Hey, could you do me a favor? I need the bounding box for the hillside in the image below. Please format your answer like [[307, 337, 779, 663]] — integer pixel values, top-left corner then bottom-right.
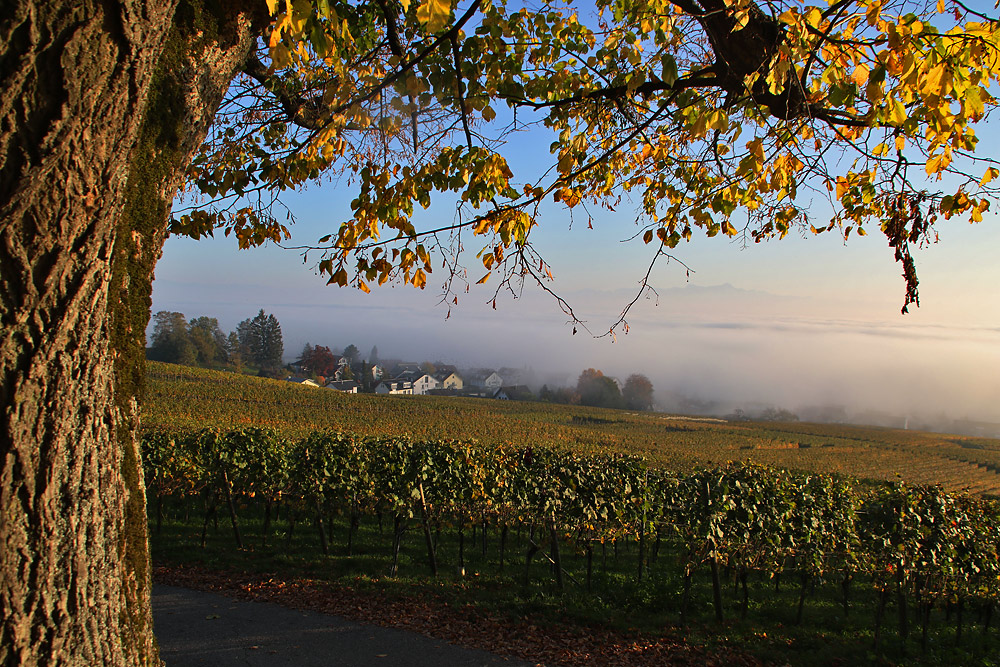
[[144, 361, 1000, 495]]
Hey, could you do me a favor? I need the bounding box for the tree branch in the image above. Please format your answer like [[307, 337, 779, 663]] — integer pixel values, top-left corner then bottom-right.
[[242, 52, 328, 131], [450, 33, 475, 150]]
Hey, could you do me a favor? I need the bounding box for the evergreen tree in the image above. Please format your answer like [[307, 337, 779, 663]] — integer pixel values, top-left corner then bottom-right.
[[299, 342, 314, 366], [237, 309, 284, 370], [342, 343, 360, 365]]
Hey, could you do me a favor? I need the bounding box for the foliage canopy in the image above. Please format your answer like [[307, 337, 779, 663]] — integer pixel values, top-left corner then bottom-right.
[[176, 0, 1000, 327]]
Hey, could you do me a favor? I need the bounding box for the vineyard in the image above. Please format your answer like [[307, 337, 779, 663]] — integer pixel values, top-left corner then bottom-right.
[[145, 362, 1000, 495], [144, 364, 1000, 662], [144, 426, 1000, 663]]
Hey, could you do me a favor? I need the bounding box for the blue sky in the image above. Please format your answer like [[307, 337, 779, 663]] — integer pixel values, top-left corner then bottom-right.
[[153, 168, 1000, 423], [151, 10, 1000, 423]]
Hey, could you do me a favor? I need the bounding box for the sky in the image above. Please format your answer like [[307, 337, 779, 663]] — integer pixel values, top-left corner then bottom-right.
[[152, 175, 1000, 424], [150, 10, 1000, 426]]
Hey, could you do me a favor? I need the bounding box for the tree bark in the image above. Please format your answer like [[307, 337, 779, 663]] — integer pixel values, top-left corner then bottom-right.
[[1, 1, 262, 664]]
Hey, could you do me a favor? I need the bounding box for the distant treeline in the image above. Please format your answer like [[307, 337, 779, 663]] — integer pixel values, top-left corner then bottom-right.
[[146, 309, 283, 376], [539, 368, 655, 411]]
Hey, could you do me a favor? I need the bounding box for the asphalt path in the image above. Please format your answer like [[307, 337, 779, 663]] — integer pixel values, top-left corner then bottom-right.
[[152, 584, 533, 667]]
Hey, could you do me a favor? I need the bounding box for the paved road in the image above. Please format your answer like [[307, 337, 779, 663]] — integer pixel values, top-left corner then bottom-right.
[[152, 585, 532, 667]]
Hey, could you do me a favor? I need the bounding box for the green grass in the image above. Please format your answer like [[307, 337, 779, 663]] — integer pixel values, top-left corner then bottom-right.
[[151, 495, 1000, 666]]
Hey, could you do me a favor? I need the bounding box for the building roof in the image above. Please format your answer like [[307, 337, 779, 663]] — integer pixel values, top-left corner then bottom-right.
[[325, 380, 360, 391], [286, 376, 319, 387], [495, 385, 533, 401]]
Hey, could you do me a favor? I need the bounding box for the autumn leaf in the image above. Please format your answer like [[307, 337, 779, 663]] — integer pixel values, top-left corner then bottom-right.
[[851, 64, 870, 87], [416, 0, 452, 33]]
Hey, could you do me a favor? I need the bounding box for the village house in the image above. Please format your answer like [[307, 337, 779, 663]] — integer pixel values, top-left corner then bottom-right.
[[394, 369, 440, 395], [388, 362, 421, 377], [432, 369, 463, 391], [375, 379, 413, 395], [493, 385, 534, 401], [465, 369, 503, 391], [324, 380, 360, 393]]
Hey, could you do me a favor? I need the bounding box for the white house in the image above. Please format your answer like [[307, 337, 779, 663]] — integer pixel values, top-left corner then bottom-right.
[[375, 379, 413, 395], [394, 370, 440, 395], [410, 373, 441, 395]]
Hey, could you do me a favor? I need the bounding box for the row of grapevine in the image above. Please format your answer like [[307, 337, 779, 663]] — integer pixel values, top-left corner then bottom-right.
[[145, 362, 1000, 495], [143, 427, 1000, 643]]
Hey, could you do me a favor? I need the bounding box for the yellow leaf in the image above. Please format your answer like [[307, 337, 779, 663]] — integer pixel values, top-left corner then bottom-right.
[[417, 0, 452, 33], [708, 110, 730, 132], [895, 135, 906, 151], [358, 280, 371, 294], [925, 154, 942, 175], [979, 167, 999, 186], [476, 272, 491, 284], [265, 0, 281, 15], [400, 0, 411, 12], [936, 0, 945, 12], [888, 99, 906, 126], [766, 58, 789, 95], [805, 7, 822, 28], [851, 64, 870, 87], [921, 64, 947, 96], [836, 177, 849, 199], [733, 9, 749, 31], [965, 86, 985, 118]]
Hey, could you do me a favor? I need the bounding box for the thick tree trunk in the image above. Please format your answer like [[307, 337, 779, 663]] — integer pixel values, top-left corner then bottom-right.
[[0, 1, 262, 664]]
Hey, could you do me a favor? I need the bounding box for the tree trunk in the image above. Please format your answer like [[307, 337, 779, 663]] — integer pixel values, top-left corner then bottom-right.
[[0, 1, 262, 664]]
